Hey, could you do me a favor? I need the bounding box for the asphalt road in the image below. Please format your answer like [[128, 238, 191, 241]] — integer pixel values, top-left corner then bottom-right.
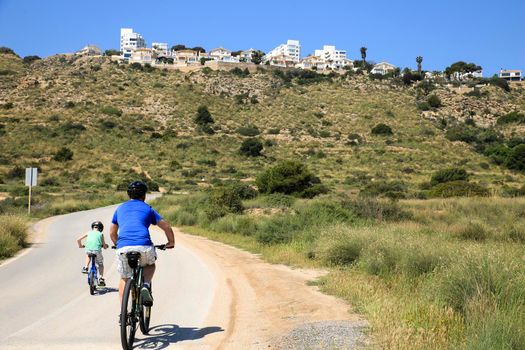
[[0, 204, 219, 349]]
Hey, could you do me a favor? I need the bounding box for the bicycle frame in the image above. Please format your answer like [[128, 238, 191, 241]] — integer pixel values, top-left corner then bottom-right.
[[87, 254, 98, 295]]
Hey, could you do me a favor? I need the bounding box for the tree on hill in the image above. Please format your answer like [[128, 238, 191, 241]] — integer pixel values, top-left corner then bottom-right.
[[171, 44, 186, 51], [23, 55, 41, 64], [104, 49, 121, 56], [416, 56, 423, 75], [251, 50, 265, 65], [192, 46, 206, 53], [360, 47, 367, 63], [444, 61, 482, 77], [0, 47, 18, 57], [194, 106, 214, 125]]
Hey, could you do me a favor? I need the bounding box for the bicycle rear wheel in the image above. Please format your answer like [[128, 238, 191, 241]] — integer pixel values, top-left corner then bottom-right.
[[89, 271, 95, 295], [120, 279, 137, 350]]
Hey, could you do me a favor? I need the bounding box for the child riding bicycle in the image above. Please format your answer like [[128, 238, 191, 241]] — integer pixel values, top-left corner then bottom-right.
[[77, 221, 109, 287]]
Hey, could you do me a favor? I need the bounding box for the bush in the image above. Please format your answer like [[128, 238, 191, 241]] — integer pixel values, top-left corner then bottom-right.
[[206, 187, 244, 221], [417, 101, 430, 111], [371, 123, 393, 136], [497, 111, 525, 125], [224, 182, 257, 200], [256, 160, 318, 196], [129, 62, 143, 71], [361, 181, 407, 199], [0, 215, 28, 259], [100, 119, 116, 129], [299, 184, 329, 198], [194, 106, 214, 126], [22, 55, 41, 64], [237, 126, 260, 136], [7, 166, 25, 179], [0, 47, 17, 56], [430, 168, 469, 186], [445, 125, 478, 143], [267, 128, 280, 135], [53, 147, 73, 162], [347, 133, 363, 145], [428, 180, 489, 198], [101, 106, 122, 117], [505, 144, 525, 171], [240, 138, 263, 157], [427, 94, 442, 108]]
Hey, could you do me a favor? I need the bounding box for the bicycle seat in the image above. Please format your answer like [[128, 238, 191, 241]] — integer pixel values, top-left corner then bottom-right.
[[125, 251, 141, 268], [87, 253, 97, 258]]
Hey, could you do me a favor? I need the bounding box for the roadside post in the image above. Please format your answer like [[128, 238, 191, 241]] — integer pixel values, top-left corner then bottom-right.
[[25, 167, 38, 215]]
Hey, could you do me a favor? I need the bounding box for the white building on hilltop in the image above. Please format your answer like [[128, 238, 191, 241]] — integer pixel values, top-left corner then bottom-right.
[[263, 40, 301, 66], [499, 69, 522, 81], [120, 28, 146, 59], [314, 45, 351, 69], [152, 42, 168, 56], [371, 61, 397, 75]]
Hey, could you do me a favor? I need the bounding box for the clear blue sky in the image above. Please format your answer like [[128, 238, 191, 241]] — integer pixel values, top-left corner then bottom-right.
[[0, 0, 523, 75]]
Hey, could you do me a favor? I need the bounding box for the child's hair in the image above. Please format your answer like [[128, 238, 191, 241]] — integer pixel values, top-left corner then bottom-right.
[[91, 221, 104, 232]]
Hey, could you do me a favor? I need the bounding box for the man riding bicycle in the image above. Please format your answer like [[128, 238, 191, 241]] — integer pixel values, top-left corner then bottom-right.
[[109, 181, 175, 307]]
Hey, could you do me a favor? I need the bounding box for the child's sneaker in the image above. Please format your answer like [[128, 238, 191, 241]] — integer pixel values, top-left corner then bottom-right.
[[81, 267, 88, 274], [140, 287, 153, 307], [98, 277, 106, 287]]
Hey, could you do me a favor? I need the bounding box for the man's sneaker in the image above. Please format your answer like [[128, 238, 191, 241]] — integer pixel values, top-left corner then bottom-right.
[[98, 277, 106, 287], [140, 287, 153, 307], [81, 267, 88, 274]]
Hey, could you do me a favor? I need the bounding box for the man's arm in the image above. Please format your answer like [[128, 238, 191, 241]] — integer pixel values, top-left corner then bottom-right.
[[109, 223, 119, 246], [157, 219, 175, 248], [76, 233, 87, 248]]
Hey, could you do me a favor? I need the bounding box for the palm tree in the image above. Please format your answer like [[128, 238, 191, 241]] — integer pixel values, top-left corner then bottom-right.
[[360, 47, 367, 64], [416, 56, 423, 75]]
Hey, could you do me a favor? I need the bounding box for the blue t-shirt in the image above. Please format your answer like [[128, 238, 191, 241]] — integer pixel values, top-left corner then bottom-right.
[[112, 199, 163, 249]]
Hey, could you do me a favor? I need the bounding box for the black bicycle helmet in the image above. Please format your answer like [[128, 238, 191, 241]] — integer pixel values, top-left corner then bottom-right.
[[91, 221, 104, 232], [127, 180, 148, 199]]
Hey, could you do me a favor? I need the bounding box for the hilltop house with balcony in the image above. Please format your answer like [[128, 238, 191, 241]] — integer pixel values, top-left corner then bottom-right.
[[173, 49, 201, 64], [239, 48, 257, 62], [296, 55, 326, 70], [130, 48, 154, 64], [208, 47, 239, 63], [371, 61, 397, 75], [152, 42, 168, 56], [76, 45, 101, 56], [499, 69, 522, 81], [263, 40, 301, 66]]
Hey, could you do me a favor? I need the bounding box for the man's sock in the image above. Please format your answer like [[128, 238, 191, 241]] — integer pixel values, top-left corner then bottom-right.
[[143, 282, 151, 289]]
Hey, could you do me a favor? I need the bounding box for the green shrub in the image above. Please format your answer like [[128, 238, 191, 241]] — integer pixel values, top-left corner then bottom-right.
[[100, 119, 116, 129], [206, 187, 244, 221], [319, 236, 366, 266], [345, 197, 411, 221], [319, 130, 331, 138], [445, 125, 478, 143], [0, 215, 28, 258], [237, 126, 260, 136], [427, 94, 442, 108], [53, 147, 73, 162], [129, 62, 143, 70], [224, 182, 257, 200], [254, 193, 295, 208], [101, 106, 122, 117], [256, 160, 317, 195], [0, 47, 18, 56], [194, 106, 214, 125], [347, 133, 363, 145], [239, 138, 263, 157], [267, 128, 280, 135], [497, 111, 525, 125], [455, 222, 488, 241], [299, 184, 329, 198], [361, 181, 407, 199], [505, 144, 525, 171], [428, 180, 489, 198], [371, 123, 393, 136], [7, 166, 24, 179], [210, 214, 257, 236], [430, 168, 469, 186]]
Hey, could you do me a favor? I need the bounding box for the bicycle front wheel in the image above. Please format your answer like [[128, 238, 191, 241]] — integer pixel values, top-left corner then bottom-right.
[[139, 304, 151, 335], [120, 279, 137, 350]]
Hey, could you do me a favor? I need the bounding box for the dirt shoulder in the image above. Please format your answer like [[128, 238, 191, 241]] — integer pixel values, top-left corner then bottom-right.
[[174, 228, 366, 349]]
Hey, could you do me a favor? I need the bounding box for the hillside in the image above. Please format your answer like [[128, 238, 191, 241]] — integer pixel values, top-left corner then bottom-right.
[[1, 52, 525, 212]]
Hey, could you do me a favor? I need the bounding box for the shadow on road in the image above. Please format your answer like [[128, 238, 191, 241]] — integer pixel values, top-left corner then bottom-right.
[[133, 324, 224, 349], [95, 287, 118, 296]]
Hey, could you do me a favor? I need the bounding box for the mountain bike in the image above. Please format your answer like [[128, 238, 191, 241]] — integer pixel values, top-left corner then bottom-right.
[[87, 253, 98, 295], [118, 244, 166, 350]]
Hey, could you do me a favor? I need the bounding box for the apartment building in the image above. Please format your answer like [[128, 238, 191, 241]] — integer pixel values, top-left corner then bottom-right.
[[240, 48, 257, 62], [263, 40, 301, 66], [314, 45, 351, 69], [120, 28, 146, 59], [499, 69, 522, 81]]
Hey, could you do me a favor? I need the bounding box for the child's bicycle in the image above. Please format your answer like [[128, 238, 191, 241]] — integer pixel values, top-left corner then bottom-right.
[[116, 244, 166, 350], [86, 253, 99, 295]]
